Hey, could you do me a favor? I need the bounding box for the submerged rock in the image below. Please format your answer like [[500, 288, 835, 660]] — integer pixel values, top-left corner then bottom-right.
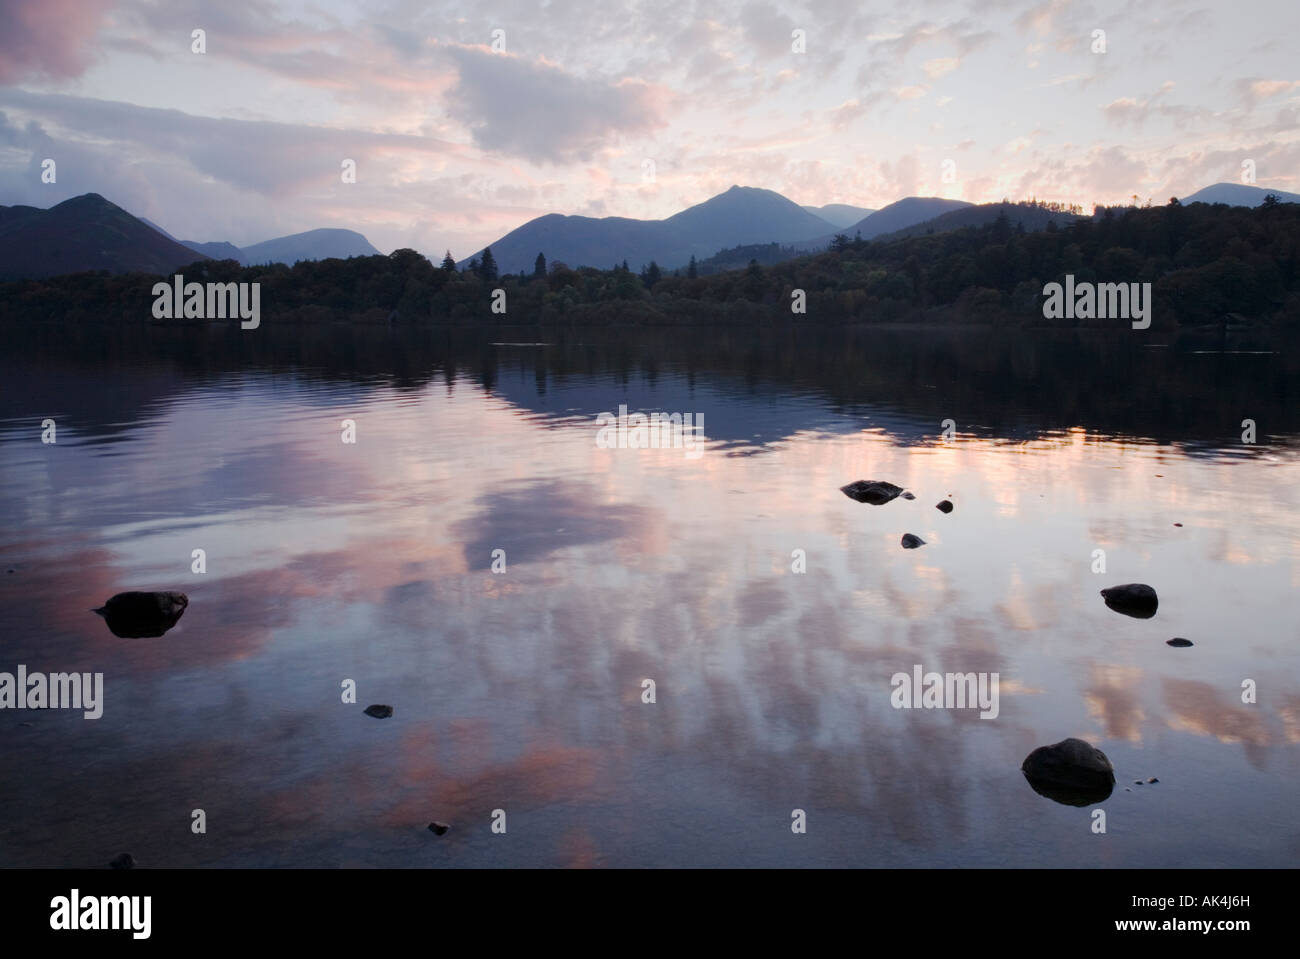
[[428, 821, 450, 836], [901, 492, 916, 500], [1167, 638, 1193, 648], [109, 853, 135, 870], [92, 591, 188, 638], [900, 533, 925, 549], [1022, 737, 1116, 806], [936, 500, 954, 513], [840, 480, 906, 505], [364, 704, 393, 719], [1100, 583, 1158, 619]]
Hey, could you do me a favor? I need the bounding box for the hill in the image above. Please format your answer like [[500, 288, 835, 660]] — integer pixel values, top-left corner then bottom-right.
[[0, 194, 206, 281], [1180, 182, 1300, 207], [871, 201, 1085, 242]]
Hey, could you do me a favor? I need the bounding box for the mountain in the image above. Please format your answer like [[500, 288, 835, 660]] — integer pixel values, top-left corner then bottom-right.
[[840, 197, 975, 241], [240, 228, 380, 265], [871, 201, 1084, 242], [1180, 182, 1300, 207], [462, 186, 839, 274], [801, 203, 874, 227], [0, 194, 207, 281], [181, 240, 246, 262]]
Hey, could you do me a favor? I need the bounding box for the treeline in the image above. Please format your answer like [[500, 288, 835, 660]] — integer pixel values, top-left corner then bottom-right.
[[2, 199, 1297, 328]]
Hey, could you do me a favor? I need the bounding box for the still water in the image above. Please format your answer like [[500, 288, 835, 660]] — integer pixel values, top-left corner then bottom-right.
[[1, 324, 1297, 867]]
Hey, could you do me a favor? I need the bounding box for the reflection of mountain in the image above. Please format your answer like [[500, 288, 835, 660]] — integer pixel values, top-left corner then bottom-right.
[[3, 325, 1299, 458]]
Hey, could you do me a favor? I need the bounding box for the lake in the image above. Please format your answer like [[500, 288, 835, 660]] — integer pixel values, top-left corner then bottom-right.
[[1, 322, 1297, 867]]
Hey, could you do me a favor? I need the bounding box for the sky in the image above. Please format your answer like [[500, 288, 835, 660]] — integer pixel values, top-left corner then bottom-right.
[[0, 0, 1297, 258]]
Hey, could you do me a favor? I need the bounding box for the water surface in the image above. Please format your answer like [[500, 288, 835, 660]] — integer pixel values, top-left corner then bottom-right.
[[1, 325, 1297, 867]]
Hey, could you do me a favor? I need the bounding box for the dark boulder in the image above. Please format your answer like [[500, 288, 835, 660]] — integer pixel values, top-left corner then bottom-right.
[[364, 704, 393, 718], [1022, 737, 1115, 806], [936, 500, 954, 513], [840, 480, 905, 505], [428, 822, 450, 836], [900, 533, 925, 549], [1100, 583, 1158, 619], [92, 591, 188, 638], [1167, 638, 1193, 648]]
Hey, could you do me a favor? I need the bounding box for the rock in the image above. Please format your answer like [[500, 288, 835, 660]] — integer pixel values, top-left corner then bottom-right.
[[1134, 780, 1144, 785], [1021, 737, 1116, 806], [428, 822, 450, 836], [363, 704, 393, 719], [1173, 523, 1183, 527], [109, 853, 135, 870], [901, 492, 916, 500], [1147, 777, 1159, 783], [900, 533, 925, 549], [1167, 638, 1193, 647], [1100, 583, 1158, 619], [936, 500, 954, 513], [840, 480, 905, 505], [92, 591, 188, 638]]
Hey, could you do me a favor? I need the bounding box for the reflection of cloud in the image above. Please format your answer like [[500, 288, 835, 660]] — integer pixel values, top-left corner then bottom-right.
[[1084, 665, 1145, 743], [1163, 678, 1271, 769], [450, 479, 660, 571]]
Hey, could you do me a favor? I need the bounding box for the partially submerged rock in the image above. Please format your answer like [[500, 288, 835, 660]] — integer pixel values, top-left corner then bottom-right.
[[900, 492, 916, 500], [428, 821, 450, 836], [840, 480, 906, 505], [936, 500, 954, 513], [1022, 737, 1115, 806], [92, 591, 188, 638], [1167, 638, 1193, 648], [364, 704, 393, 719], [1100, 583, 1158, 619], [900, 533, 926, 549]]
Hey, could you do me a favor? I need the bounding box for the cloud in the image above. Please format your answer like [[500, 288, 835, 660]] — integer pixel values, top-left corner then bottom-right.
[[0, 0, 113, 82], [443, 46, 667, 164]]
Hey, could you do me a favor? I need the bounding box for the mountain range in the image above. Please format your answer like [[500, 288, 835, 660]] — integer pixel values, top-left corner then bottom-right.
[[0, 182, 1293, 283], [142, 217, 379, 266]]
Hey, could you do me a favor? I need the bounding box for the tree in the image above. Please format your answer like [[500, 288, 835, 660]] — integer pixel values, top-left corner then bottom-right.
[[642, 261, 662, 288], [534, 252, 547, 278], [1262, 193, 1282, 208], [441, 250, 456, 272], [687, 255, 698, 279], [831, 233, 850, 252], [479, 246, 499, 283]]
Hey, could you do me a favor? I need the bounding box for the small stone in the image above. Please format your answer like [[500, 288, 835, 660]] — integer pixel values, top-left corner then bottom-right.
[[1173, 523, 1182, 527], [900, 533, 925, 549], [900, 492, 915, 500], [109, 853, 135, 870], [428, 822, 450, 836], [1134, 780, 1143, 785], [1147, 777, 1159, 784], [1167, 638, 1193, 647], [936, 500, 954, 513], [363, 704, 393, 719]]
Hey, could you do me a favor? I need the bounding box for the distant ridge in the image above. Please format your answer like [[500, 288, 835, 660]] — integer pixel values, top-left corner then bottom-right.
[[462, 185, 840, 273]]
